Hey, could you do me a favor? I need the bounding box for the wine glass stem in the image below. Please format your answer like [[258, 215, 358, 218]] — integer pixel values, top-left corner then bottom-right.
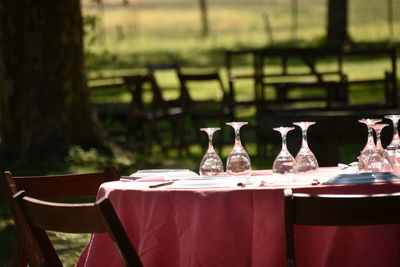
[[302, 129, 309, 149], [367, 126, 375, 147], [207, 133, 215, 152], [282, 132, 288, 151], [393, 120, 399, 140], [376, 130, 382, 149], [235, 129, 242, 146]]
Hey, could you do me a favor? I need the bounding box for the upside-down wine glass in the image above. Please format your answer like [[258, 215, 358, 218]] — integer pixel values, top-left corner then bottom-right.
[[226, 122, 252, 178], [366, 124, 392, 173], [272, 127, 297, 174], [384, 115, 400, 173], [199, 128, 224, 177], [293, 121, 319, 182], [358, 118, 381, 172], [270, 127, 296, 183]]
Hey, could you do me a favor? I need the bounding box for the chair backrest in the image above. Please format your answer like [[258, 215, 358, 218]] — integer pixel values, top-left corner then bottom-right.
[[147, 63, 180, 103], [0, 167, 119, 267], [177, 71, 232, 113], [13, 191, 143, 267], [1, 167, 119, 201], [283, 188, 400, 267], [123, 74, 172, 115], [147, 63, 181, 107]]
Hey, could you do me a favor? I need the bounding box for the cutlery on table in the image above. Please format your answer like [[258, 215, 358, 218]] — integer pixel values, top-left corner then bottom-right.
[[149, 181, 175, 188]]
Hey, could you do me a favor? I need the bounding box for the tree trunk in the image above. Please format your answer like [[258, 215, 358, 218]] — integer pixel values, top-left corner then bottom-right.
[[199, 0, 209, 38], [0, 0, 105, 160], [327, 0, 350, 46]]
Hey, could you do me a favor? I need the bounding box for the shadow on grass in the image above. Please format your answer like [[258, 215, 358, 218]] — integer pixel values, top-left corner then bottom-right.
[[0, 219, 16, 267]]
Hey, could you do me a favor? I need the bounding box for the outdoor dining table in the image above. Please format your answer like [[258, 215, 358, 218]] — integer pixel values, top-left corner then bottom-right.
[[76, 167, 400, 267]]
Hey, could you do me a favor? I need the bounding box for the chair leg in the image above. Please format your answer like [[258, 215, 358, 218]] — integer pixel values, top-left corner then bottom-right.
[[14, 238, 28, 267], [171, 115, 188, 157], [125, 118, 148, 154], [192, 116, 207, 148], [216, 118, 225, 154], [146, 126, 156, 155], [149, 119, 169, 156], [183, 116, 193, 156]]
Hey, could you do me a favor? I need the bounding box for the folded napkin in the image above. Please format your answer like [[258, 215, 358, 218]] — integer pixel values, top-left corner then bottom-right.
[[128, 169, 199, 181], [133, 175, 168, 182]]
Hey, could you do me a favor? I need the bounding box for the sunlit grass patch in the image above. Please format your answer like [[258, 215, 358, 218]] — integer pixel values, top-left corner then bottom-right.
[[49, 232, 91, 267]]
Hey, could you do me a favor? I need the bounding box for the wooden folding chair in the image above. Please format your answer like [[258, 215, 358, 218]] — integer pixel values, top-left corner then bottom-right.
[[0, 167, 119, 267], [123, 74, 184, 155], [12, 191, 143, 267], [283, 188, 400, 267], [177, 71, 235, 150]]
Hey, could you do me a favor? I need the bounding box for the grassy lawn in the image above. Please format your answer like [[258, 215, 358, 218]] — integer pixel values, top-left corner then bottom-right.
[[83, 0, 399, 73]]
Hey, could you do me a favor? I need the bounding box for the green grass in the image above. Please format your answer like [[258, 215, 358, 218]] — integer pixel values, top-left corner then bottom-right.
[[82, 0, 400, 72], [90, 54, 399, 108]]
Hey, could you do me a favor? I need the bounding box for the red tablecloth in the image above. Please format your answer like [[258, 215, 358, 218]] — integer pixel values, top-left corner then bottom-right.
[[76, 168, 400, 267]]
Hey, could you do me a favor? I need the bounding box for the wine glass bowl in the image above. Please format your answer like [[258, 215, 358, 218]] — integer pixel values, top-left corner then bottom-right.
[[226, 122, 251, 177], [384, 115, 400, 172], [366, 123, 393, 173], [292, 121, 318, 173], [272, 127, 297, 174], [199, 127, 224, 176]]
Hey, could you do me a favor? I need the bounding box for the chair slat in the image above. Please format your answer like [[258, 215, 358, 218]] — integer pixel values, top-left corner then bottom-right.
[[20, 196, 105, 233], [6, 167, 119, 199]]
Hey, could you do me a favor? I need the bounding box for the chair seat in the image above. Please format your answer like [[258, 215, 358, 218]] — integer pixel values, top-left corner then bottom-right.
[[133, 106, 183, 120]]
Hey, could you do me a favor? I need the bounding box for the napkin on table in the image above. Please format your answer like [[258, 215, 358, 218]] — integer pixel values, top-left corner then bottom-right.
[[135, 176, 169, 182], [120, 175, 169, 182]]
